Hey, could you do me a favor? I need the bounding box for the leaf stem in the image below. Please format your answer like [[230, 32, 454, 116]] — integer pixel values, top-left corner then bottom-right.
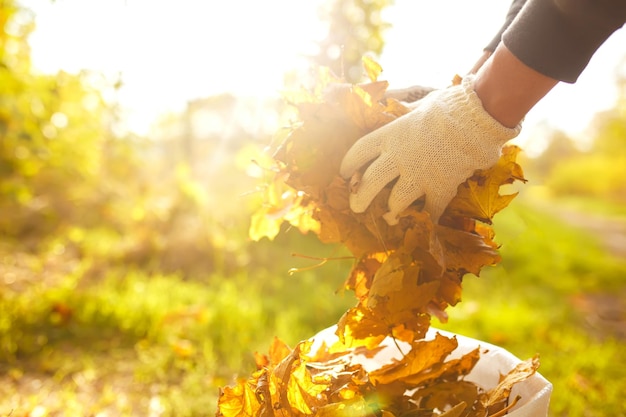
[[288, 253, 355, 275]]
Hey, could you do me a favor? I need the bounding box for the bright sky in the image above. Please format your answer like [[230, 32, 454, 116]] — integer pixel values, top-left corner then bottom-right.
[[22, 0, 626, 154]]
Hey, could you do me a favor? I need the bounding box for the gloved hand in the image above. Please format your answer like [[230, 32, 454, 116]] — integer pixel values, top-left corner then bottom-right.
[[340, 75, 522, 225]]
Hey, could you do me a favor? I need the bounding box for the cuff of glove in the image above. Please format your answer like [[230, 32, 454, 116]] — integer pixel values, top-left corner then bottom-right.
[[441, 74, 522, 147]]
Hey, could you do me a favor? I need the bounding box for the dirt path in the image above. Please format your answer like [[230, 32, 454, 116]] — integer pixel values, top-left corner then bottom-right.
[[545, 206, 626, 259], [533, 201, 626, 259], [533, 202, 626, 340]]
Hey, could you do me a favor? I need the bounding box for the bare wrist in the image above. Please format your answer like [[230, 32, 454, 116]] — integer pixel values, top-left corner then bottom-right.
[[473, 43, 558, 128]]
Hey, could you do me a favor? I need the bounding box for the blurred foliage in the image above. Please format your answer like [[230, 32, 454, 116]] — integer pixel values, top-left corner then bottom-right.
[[314, 0, 394, 82], [0, 0, 268, 277], [1, 0, 353, 414], [0, 2, 120, 241], [526, 68, 626, 204]]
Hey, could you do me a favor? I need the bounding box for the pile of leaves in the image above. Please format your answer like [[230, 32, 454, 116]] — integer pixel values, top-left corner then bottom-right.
[[217, 59, 538, 417]]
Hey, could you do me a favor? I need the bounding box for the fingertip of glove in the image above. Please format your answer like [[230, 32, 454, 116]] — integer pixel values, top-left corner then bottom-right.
[[339, 152, 356, 179], [339, 164, 352, 180], [382, 211, 399, 226], [348, 193, 370, 214]]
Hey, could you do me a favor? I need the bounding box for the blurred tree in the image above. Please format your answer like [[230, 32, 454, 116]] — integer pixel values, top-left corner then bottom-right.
[[315, 0, 394, 83], [0, 0, 416, 276], [527, 129, 581, 179], [586, 56, 626, 160], [0, 0, 124, 243], [542, 59, 626, 203], [153, 94, 282, 172]]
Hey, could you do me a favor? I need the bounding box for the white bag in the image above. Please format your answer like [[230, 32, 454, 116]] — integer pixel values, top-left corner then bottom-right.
[[311, 326, 552, 417]]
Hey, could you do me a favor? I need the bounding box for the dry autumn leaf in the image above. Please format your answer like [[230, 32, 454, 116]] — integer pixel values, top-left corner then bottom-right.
[[363, 55, 383, 82], [219, 58, 538, 417]]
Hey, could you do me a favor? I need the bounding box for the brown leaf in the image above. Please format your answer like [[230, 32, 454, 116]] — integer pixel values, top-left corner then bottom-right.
[[369, 333, 458, 385], [336, 305, 390, 349], [359, 80, 389, 103], [344, 254, 386, 300], [400, 347, 481, 386], [382, 97, 412, 118], [438, 272, 464, 307], [343, 85, 396, 132], [268, 337, 292, 367], [367, 254, 408, 306], [482, 355, 540, 412], [439, 401, 469, 417], [436, 226, 501, 275], [416, 381, 478, 413]]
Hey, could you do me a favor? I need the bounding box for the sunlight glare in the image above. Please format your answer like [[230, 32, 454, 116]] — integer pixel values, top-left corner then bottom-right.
[[21, 0, 626, 143], [23, 0, 326, 134]]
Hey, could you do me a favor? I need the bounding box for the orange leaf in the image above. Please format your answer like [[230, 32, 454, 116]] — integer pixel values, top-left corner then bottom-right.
[[437, 226, 501, 275], [268, 337, 292, 367]]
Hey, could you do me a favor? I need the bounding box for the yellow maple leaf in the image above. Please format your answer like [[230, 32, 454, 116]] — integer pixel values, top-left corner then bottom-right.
[[445, 145, 526, 223], [362, 55, 383, 82], [287, 361, 330, 414], [217, 379, 260, 417]]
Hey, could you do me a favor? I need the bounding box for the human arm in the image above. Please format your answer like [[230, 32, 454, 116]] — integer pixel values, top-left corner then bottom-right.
[[474, 43, 557, 128], [475, 0, 626, 127], [341, 0, 626, 224], [502, 0, 626, 83]]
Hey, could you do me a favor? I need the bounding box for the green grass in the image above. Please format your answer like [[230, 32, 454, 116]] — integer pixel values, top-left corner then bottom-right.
[[1, 199, 625, 416], [526, 185, 626, 218], [0, 231, 355, 416], [442, 200, 626, 417]]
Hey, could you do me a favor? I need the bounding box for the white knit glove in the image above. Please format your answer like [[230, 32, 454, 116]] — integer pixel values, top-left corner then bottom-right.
[[340, 75, 522, 225]]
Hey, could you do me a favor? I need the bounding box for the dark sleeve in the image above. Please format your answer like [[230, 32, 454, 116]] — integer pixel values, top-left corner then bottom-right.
[[502, 0, 626, 83], [485, 0, 528, 53]]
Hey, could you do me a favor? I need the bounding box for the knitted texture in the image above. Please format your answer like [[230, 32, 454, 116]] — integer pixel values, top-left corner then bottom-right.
[[340, 75, 522, 224]]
